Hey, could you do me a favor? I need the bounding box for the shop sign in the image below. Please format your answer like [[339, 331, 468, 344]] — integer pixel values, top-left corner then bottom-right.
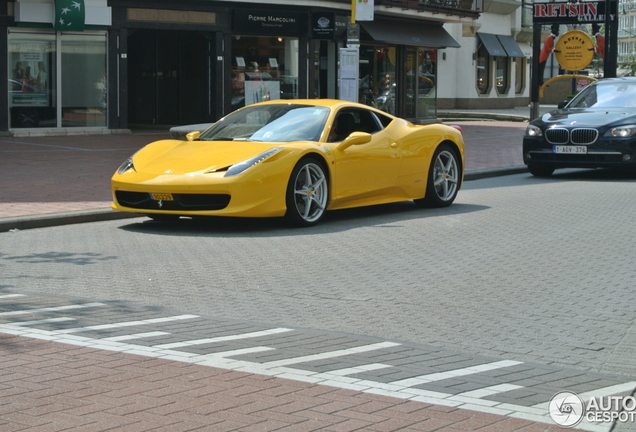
[[234, 10, 306, 35], [312, 13, 335, 39], [554, 30, 595, 71], [533, 1, 616, 24], [54, 0, 85, 31]]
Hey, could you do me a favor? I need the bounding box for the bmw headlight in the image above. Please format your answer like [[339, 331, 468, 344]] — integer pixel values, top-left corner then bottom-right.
[[117, 156, 135, 174], [525, 124, 543, 137], [604, 125, 636, 138], [224, 147, 283, 177]]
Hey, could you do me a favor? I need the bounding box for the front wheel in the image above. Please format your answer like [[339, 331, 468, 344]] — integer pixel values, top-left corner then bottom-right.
[[285, 158, 329, 227], [527, 164, 555, 177], [414, 144, 461, 208]]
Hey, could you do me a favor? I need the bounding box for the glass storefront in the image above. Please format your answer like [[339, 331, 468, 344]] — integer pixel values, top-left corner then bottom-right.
[[8, 29, 107, 129], [359, 46, 396, 115], [231, 36, 299, 110], [357, 45, 436, 121]]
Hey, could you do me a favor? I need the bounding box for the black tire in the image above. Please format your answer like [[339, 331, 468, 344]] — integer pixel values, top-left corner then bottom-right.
[[414, 144, 461, 208], [528, 164, 555, 177], [147, 214, 180, 222], [284, 158, 329, 227]]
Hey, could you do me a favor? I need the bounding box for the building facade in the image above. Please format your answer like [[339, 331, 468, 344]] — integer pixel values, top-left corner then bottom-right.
[[3, 0, 490, 136], [438, 0, 532, 109]]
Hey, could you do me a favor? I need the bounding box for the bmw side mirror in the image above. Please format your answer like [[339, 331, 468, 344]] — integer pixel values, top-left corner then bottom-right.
[[557, 100, 569, 109]]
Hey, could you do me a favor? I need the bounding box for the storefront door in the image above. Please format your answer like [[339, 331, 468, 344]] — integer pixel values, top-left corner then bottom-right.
[[404, 47, 437, 121], [127, 30, 211, 127]]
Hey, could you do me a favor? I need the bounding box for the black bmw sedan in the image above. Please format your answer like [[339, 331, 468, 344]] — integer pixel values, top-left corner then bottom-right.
[[523, 77, 636, 176]]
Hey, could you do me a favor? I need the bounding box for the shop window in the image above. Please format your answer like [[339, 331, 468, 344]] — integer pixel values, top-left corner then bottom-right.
[[495, 56, 510, 95], [359, 46, 397, 115], [61, 33, 107, 127], [515, 57, 525, 94], [8, 29, 107, 129], [231, 36, 299, 110], [8, 32, 56, 128], [476, 44, 490, 94]]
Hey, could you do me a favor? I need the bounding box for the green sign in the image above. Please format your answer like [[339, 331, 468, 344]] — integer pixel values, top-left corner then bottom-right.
[[54, 0, 85, 31]]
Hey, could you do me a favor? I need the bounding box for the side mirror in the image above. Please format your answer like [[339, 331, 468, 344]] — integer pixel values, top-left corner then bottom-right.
[[336, 132, 372, 151], [186, 131, 201, 141], [557, 100, 569, 109]]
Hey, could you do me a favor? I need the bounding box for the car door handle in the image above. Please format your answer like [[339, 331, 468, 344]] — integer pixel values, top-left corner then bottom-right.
[[390, 142, 398, 148]]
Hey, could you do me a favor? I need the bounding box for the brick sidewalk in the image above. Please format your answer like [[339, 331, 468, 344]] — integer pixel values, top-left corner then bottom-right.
[[1, 333, 569, 432]]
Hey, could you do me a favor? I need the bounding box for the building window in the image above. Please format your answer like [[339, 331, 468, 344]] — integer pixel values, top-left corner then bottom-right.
[[8, 29, 107, 129], [231, 36, 299, 110], [515, 57, 525, 94], [495, 56, 510, 95], [476, 43, 490, 94]]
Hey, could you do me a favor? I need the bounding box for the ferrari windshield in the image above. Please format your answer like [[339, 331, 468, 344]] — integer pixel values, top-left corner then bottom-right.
[[568, 81, 636, 109], [200, 104, 330, 142]]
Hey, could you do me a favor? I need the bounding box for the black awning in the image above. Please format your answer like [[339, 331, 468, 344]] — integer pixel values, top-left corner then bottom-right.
[[361, 20, 460, 48], [476, 32, 506, 57], [496, 35, 525, 58]]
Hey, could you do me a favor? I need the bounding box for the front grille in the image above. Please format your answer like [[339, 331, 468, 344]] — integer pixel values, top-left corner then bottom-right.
[[545, 128, 569, 144], [116, 191, 231, 211], [545, 127, 599, 145], [571, 128, 598, 145]]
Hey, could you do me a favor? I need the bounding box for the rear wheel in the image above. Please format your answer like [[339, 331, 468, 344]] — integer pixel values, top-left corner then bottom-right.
[[528, 164, 555, 177], [285, 158, 328, 227], [414, 144, 461, 208]]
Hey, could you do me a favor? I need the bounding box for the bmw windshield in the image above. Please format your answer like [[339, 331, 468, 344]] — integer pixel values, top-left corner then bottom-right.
[[568, 81, 636, 109]]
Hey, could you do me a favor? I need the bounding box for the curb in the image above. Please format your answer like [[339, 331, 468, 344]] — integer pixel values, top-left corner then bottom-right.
[[0, 167, 529, 232], [0, 209, 140, 233], [438, 112, 529, 123]]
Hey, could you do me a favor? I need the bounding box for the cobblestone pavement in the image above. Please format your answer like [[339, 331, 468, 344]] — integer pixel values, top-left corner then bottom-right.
[[0, 292, 603, 431], [2, 113, 634, 431]]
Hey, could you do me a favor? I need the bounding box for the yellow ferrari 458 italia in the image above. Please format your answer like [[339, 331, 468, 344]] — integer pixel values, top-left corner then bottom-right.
[[111, 99, 464, 226]]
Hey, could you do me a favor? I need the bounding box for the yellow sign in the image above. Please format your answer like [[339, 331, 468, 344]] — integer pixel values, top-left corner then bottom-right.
[[554, 30, 595, 72]]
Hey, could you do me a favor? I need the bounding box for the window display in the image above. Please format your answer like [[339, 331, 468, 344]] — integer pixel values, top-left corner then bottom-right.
[[231, 36, 298, 110]]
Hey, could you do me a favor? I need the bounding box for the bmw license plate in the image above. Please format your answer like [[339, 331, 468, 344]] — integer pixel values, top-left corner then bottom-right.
[[152, 193, 174, 201], [553, 145, 587, 154]]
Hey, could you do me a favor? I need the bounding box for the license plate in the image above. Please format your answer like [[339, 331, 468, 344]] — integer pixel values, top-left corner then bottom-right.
[[553, 145, 587, 154], [151, 193, 174, 201]]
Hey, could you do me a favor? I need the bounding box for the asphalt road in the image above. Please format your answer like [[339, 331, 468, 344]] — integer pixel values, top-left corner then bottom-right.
[[2, 169, 635, 378]]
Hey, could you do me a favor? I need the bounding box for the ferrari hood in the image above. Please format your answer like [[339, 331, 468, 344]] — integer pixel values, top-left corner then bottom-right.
[[135, 140, 282, 175], [539, 108, 636, 128]]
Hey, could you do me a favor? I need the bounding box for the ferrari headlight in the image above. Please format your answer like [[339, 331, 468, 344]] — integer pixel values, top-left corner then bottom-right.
[[117, 157, 135, 174], [224, 147, 283, 177], [525, 124, 543, 137], [604, 125, 636, 138]]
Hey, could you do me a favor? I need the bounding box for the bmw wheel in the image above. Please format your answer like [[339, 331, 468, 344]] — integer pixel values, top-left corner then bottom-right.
[[415, 144, 461, 208], [528, 164, 555, 177], [285, 158, 329, 227]]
